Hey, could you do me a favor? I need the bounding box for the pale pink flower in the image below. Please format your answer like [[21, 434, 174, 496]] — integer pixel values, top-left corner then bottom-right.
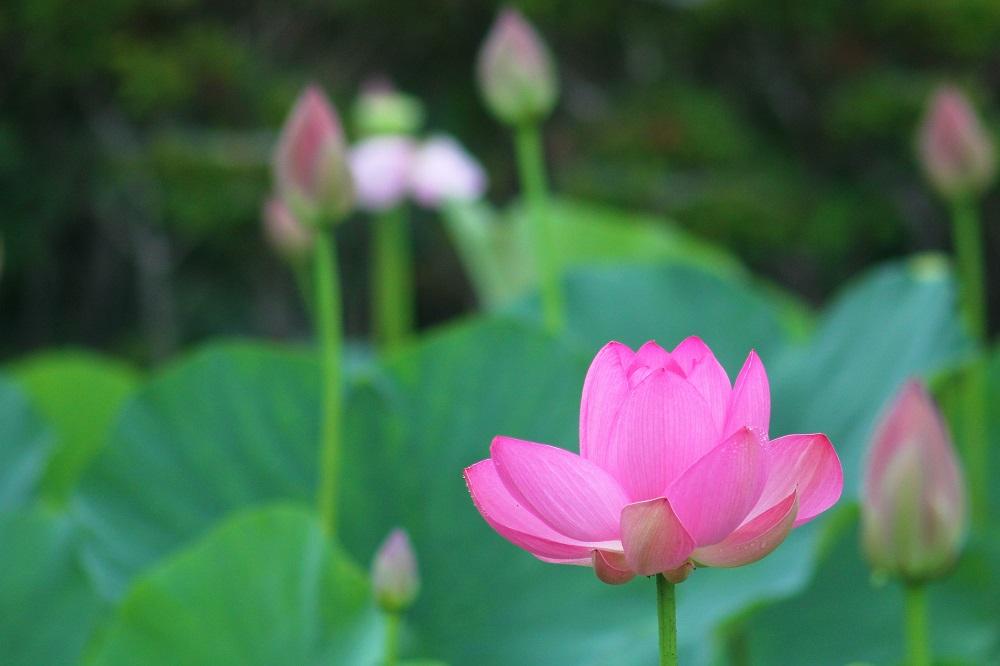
[[408, 135, 487, 208], [372, 528, 421, 612], [862, 380, 966, 582], [349, 136, 417, 212], [464, 338, 843, 584], [262, 198, 313, 258], [477, 7, 558, 125], [918, 86, 996, 199], [273, 85, 353, 217]]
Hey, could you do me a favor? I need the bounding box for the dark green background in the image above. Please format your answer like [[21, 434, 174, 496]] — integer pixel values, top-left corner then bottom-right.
[[3, 0, 999, 362]]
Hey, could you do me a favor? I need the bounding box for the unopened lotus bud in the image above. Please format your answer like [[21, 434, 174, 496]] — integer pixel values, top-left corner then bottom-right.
[[917, 86, 996, 200], [862, 380, 967, 583], [372, 528, 420, 613], [476, 7, 558, 126], [409, 135, 487, 209], [348, 136, 416, 212], [353, 79, 424, 137], [273, 85, 354, 222], [263, 198, 313, 259]]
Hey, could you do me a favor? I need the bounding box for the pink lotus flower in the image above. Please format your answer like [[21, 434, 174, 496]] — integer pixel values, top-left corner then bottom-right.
[[273, 85, 353, 217], [409, 135, 487, 208], [862, 380, 966, 582], [918, 86, 996, 199], [464, 338, 843, 584], [262, 198, 314, 258], [349, 136, 417, 212]]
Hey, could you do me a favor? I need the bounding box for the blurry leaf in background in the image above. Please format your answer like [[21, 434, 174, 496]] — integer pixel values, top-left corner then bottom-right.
[[770, 255, 973, 498], [442, 197, 741, 310], [86, 504, 384, 666], [0, 508, 106, 666], [0, 376, 54, 510], [68, 253, 971, 664], [72, 343, 321, 599], [9, 350, 138, 505]]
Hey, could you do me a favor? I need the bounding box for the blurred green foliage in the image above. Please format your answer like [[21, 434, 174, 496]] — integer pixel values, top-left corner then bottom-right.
[[3, 0, 1000, 361]]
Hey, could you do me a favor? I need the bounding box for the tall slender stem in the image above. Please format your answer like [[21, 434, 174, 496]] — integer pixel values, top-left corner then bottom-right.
[[383, 612, 401, 665], [514, 122, 564, 333], [656, 574, 678, 666], [904, 583, 930, 666], [372, 206, 413, 351], [950, 196, 989, 528], [950, 196, 987, 342], [313, 229, 344, 539]]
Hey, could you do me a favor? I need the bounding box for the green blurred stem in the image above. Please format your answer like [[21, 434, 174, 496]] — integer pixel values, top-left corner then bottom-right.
[[904, 583, 930, 666], [656, 574, 678, 666], [950, 196, 987, 342], [313, 229, 344, 539], [514, 122, 564, 333], [372, 206, 413, 351], [950, 196, 989, 528], [383, 612, 401, 665]]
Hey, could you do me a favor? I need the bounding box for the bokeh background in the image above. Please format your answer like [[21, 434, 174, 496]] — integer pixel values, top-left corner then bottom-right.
[[4, 0, 1000, 362]]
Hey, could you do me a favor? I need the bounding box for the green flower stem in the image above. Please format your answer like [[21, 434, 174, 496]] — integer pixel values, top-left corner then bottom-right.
[[383, 612, 401, 665], [514, 122, 564, 333], [372, 206, 413, 351], [313, 229, 344, 539], [904, 583, 930, 666], [656, 574, 678, 666], [950, 196, 989, 528], [950, 197, 987, 342]]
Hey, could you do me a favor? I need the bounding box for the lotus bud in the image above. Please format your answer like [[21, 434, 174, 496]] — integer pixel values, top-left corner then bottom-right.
[[353, 79, 425, 137], [476, 7, 558, 126], [372, 528, 420, 613], [917, 86, 996, 200], [262, 198, 313, 259], [273, 85, 354, 222], [862, 380, 967, 583], [409, 135, 487, 209], [348, 136, 416, 212]]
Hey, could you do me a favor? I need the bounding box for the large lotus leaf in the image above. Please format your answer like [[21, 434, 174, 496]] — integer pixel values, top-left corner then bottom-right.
[[0, 374, 54, 509], [10, 350, 138, 504], [0, 507, 106, 666], [71, 257, 969, 664], [85, 504, 383, 666]]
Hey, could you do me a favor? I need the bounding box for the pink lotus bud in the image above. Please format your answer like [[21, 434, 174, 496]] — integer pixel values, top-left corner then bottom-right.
[[353, 78, 425, 137], [464, 338, 843, 585], [476, 7, 558, 125], [262, 198, 314, 258], [409, 135, 487, 209], [862, 380, 967, 582], [349, 136, 417, 212], [372, 528, 420, 613], [273, 85, 354, 220], [917, 86, 996, 199]]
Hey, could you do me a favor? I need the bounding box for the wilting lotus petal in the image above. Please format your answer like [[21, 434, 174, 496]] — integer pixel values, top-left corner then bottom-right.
[[862, 379, 966, 582], [409, 135, 487, 208], [349, 136, 416, 212], [464, 338, 842, 585]]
